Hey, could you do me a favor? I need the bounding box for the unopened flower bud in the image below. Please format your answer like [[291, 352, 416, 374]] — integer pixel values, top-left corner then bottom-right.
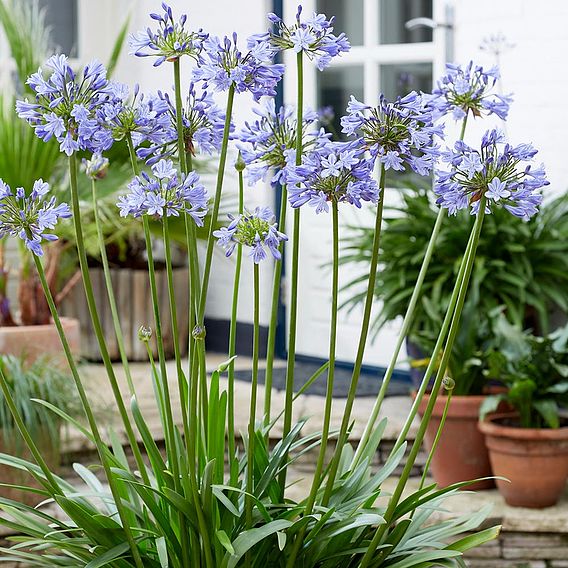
[[442, 376, 455, 392], [235, 151, 246, 172], [138, 325, 152, 342], [84, 153, 109, 180], [192, 324, 206, 340]]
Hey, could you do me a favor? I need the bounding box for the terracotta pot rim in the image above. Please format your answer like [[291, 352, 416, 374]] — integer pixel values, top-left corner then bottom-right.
[[479, 412, 568, 440], [0, 317, 78, 333]]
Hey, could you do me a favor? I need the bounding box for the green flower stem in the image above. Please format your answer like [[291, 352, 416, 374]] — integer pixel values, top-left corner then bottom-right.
[[68, 154, 148, 483], [0, 362, 60, 494], [173, 58, 188, 174], [352, 207, 445, 465], [198, 84, 235, 324], [353, 114, 470, 465], [91, 179, 135, 395], [245, 263, 261, 530], [126, 135, 180, 483], [360, 198, 487, 568], [279, 51, 303, 493], [321, 164, 386, 504], [227, 167, 245, 483], [263, 183, 287, 427], [32, 254, 144, 568]]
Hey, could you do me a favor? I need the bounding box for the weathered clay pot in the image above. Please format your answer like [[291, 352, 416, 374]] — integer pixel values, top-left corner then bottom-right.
[[0, 317, 80, 368], [416, 391, 497, 490], [479, 413, 568, 508], [0, 427, 60, 506]]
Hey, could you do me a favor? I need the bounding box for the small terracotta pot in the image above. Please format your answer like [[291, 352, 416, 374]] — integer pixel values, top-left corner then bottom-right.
[[0, 317, 80, 368], [479, 412, 568, 508], [416, 391, 497, 490]]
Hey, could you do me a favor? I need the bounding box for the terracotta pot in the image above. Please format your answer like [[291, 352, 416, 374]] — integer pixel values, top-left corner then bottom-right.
[[479, 412, 568, 508], [0, 317, 80, 368], [0, 427, 60, 506], [416, 391, 496, 490]]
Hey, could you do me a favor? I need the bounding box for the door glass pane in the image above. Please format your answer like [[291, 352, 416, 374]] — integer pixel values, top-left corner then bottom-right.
[[38, 0, 78, 57], [318, 66, 364, 139], [317, 0, 364, 46], [380, 63, 432, 100], [380, 0, 433, 45]]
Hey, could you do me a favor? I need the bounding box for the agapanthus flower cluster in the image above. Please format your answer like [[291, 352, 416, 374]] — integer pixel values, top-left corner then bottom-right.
[[249, 5, 350, 70], [435, 129, 548, 219], [137, 84, 227, 165], [0, 179, 71, 256], [341, 92, 442, 175], [236, 98, 328, 186], [214, 207, 287, 263], [193, 34, 284, 100], [91, 84, 171, 153], [284, 141, 379, 213], [129, 2, 207, 65], [16, 55, 116, 156], [84, 154, 109, 180], [117, 159, 208, 224], [426, 61, 513, 121]]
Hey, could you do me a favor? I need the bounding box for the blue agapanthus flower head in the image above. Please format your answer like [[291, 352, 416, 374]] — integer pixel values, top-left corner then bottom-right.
[[236, 97, 328, 186], [193, 34, 284, 100], [129, 2, 207, 65], [284, 141, 379, 213], [435, 128, 548, 219], [341, 92, 443, 175], [425, 61, 513, 121], [137, 84, 228, 165], [16, 55, 117, 156], [249, 5, 350, 70], [91, 84, 171, 153], [214, 206, 287, 263], [117, 159, 208, 223], [0, 179, 71, 256], [83, 153, 109, 180]]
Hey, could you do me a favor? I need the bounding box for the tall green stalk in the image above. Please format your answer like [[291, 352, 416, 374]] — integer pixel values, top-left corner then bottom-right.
[[227, 161, 245, 482], [279, 51, 303, 493], [32, 254, 144, 568], [67, 154, 149, 484], [198, 84, 235, 324], [360, 198, 487, 567], [322, 164, 386, 504], [90, 179, 135, 395], [245, 263, 261, 531], [263, 183, 287, 426]]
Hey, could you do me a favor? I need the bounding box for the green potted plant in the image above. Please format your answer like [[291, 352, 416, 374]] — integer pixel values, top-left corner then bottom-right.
[[341, 183, 568, 488], [479, 315, 568, 508], [0, 353, 79, 506]]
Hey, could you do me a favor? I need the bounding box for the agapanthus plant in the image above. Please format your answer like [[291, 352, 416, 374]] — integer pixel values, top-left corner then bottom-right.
[[426, 61, 513, 121], [436, 128, 548, 218], [0, 179, 70, 256], [341, 91, 443, 174], [128, 2, 207, 65], [16, 55, 116, 155], [236, 97, 327, 186], [214, 206, 287, 263], [250, 5, 350, 70], [117, 158, 208, 223]]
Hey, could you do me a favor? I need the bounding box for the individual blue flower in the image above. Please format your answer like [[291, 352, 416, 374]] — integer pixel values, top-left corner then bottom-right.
[[129, 2, 207, 66], [117, 159, 208, 224], [83, 154, 110, 180], [214, 206, 287, 264], [341, 92, 443, 175], [435, 128, 548, 219], [136, 84, 228, 165], [284, 141, 379, 213], [0, 179, 71, 256], [193, 34, 284, 100], [236, 97, 328, 186], [17, 55, 117, 156], [250, 5, 350, 70], [425, 61, 513, 121]]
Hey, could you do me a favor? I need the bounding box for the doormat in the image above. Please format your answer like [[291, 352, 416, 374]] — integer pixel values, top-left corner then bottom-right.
[[233, 361, 411, 398]]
